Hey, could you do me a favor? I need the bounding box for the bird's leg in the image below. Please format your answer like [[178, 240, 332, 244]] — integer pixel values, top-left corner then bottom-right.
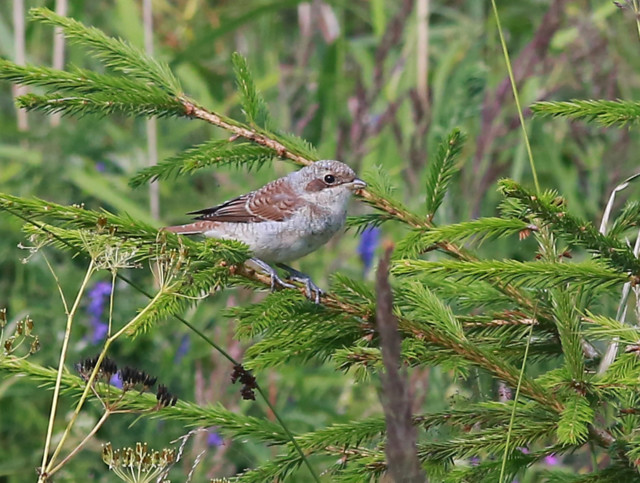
[[248, 258, 295, 291], [277, 263, 324, 304]]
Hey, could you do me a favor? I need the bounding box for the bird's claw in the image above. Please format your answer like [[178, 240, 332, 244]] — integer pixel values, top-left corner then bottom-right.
[[249, 258, 295, 292], [277, 264, 324, 304], [269, 272, 295, 291]]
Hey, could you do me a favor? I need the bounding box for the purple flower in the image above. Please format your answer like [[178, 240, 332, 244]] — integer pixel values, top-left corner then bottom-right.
[[110, 372, 123, 389], [518, 447, 530, 455], [357, 227, 381, 275], [544, 454, 559, 466], [207, 427, 223, 447], [96, 162, 106, 172], [85, 281, 112, 344]]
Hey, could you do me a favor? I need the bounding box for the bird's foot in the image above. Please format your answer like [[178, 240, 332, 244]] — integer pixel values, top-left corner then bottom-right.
[[277, 264, 324, 304], [249, 258, 295, 291]]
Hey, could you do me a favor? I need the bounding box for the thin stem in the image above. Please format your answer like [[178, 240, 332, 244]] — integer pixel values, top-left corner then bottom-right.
[[40, 260, 95, 480], [499, 322, 534, 483], [47, 410, 111, 477], [42, 252, 69, 314], [255, 385, 320, 483], [490, 0, 540, 194], [107, 271, 116, 337], [44, 289, 164, 474]]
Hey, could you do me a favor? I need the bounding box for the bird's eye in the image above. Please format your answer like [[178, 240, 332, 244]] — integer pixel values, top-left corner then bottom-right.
[[324, 174, 336, 184]]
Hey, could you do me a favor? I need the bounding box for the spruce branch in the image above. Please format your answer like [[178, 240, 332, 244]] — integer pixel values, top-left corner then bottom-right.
[[393, 258, 627, 290], [129, 140, 274, 187], [29, 7, 182, 95], [551, 291, 586, 381], [0, 60, 174, 97], [499, 179, 640, 274], [395, 217, 534, 259], [179, 98, 318, 166], [583, 313, 640, 346], [16, 92, 185, 118], [531, 99, 640, 127], [608, 200, 640, 238], [425, 128, 466, 217], [0, 192, 250, 265], [231, 52, 272, 129], [557, 395, 594, 445]]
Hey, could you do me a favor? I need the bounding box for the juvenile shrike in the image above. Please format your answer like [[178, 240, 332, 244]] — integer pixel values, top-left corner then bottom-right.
[[165, 160, 366, 302]]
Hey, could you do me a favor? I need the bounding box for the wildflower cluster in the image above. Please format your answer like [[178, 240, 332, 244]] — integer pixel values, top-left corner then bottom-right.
[[102, 442, 175, 483]]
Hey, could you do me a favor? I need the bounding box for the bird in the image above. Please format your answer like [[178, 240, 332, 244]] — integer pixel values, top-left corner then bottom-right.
[[165, 160, 366, 302]]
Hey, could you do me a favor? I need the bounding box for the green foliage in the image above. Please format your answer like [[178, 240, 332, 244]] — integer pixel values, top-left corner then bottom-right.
[[30, 7, 182, 95], [393, 258, 626, 290], [396, 217, 532, 258], [129, 140, 274, 187], [17, 91, 185, 119], [425, 128, 466, 216], [531, 99, 640, 127], [557, 396, 593, 445], [232, 52, 272, 129], [499, 179, 640, 273]]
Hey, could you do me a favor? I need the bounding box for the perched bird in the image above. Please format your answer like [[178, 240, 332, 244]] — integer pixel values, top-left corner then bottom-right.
[[165, 160, 366, 302]]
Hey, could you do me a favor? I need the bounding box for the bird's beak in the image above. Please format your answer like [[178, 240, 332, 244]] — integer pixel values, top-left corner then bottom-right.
[[348, 178, 367, 191]]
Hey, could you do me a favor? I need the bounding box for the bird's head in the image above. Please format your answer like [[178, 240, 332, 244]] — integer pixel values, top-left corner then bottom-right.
[[292, 160, 366, 207]]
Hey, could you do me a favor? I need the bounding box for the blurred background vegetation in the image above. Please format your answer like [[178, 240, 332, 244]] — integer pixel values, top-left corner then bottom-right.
[[1, 0, 640, 480]]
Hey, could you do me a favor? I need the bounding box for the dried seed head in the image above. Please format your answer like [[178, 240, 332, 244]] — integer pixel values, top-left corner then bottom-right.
[[231, 364, 257, 400], [156, 384, 178, 408], [29, 336, 40, 354], [119, 366, 157, 391], [76, 355, 118, 382]]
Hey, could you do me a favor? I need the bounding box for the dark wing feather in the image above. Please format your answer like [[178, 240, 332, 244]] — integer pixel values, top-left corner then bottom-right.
[[187, 177, 301, 223]]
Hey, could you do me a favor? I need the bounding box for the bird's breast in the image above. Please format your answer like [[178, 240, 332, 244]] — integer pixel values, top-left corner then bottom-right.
[[202, 204, 346, 263]]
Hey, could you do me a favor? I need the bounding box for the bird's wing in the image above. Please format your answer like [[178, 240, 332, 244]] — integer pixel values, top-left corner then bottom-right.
[[187, 177, 302, 223]]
